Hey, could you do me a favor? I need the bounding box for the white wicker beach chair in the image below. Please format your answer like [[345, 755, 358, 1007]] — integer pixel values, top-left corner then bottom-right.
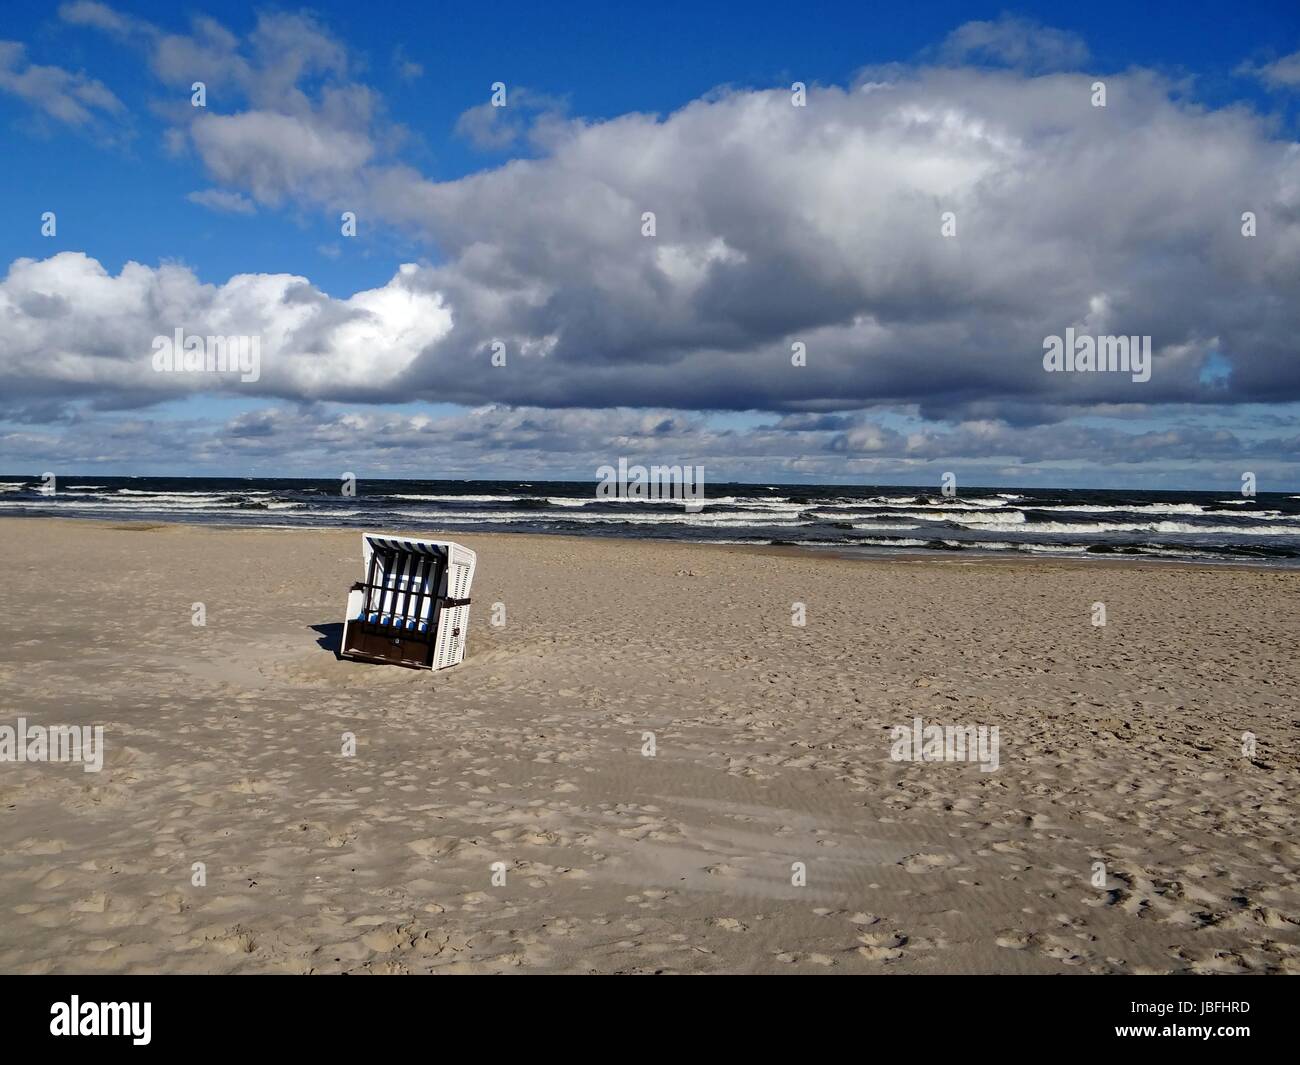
[[341, 535, 476, 669]]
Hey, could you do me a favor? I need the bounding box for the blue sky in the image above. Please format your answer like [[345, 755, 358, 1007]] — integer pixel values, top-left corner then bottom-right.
[[1, 2, 1299, 487]]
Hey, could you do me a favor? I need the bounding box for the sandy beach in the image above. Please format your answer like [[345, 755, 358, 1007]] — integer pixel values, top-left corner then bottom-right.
[[0, 516, 1296, 974]]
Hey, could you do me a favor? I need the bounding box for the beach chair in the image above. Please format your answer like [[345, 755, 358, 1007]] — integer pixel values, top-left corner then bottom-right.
[[341, 535, 476, 670]]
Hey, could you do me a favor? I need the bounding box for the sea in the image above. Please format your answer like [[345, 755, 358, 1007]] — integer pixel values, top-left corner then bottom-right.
[[3, 476, 1300, 567]]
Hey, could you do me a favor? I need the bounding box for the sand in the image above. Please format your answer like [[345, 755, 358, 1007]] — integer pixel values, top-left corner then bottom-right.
[[0, 517, 1296, 974]]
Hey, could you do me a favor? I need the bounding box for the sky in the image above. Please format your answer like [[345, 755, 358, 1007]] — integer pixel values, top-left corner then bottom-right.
[[1, 1, 1299, 488]]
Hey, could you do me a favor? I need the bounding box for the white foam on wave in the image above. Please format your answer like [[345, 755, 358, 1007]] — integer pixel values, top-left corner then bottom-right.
[[723, 499, 809, 511], [844, 508, 1027, 525], [0, 496, 304, 513], [604, 495, 740, 507], [1020, 520, 1300, 536], [826, 498, 1014, 512], [0, 499, 244, 512], [381, 508, 807, 527], [946, 510, 1028, 525], [386, 493, 530, 503], [1003, 542, 1087, 555], [114, 490, 233, 501], [800, 536, 931, 548], [1022, 502, 1210, 515]]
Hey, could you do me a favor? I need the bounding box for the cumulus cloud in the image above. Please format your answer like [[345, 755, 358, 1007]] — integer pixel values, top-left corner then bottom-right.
[[58, 0, 144, 37], [0, 39, 124, 129], [8, 32, 1300, 427], [454, 87, 569, 151], [367, 66, 1299, 420], [1239, 49, 1300, 90], [6, 61, 1300, 425], [188, 110, 374, 205], [937, 15, 1090, 71], [186, 187, 256, 214], [0, 253, 451, 403], [61, 4, 397, 208]]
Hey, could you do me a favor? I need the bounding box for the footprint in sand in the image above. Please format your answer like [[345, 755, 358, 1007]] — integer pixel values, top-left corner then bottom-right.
[[206, 929, 257, 955], [1038, 934, 1093, 965], [775, 951, 836, 966], [995, 929, 1038, 949], [899, 853, 956, 873], [1082, 888, 1124, 908], [406, 836, 474, 859], [360, 926, 412, 953], [72, 893, 109, 914], [856, 931, 908, 962], [1180, 949, 1252, 974]]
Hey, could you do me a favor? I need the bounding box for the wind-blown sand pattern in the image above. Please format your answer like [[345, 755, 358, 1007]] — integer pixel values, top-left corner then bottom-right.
[[0, 517, 1297, 974]]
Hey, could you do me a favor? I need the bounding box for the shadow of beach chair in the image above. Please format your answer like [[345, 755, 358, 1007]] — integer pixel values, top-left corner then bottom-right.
[[341, 534, 476, 670]]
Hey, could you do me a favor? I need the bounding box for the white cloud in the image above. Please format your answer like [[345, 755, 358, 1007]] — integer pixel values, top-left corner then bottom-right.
[[15, 7, 1300, 439], [454, 88, 568, 151], [0, 39, 124, 128], [186, 188, 256, 214], [60, 5, 394, 207], [58, 1, 142, 37], [938, 15, 1090, 71], [0, 253, 451, 401], [188, 111, 373, 206], [1240, 50, 1300, 90], [348, 68, 1299, 418]]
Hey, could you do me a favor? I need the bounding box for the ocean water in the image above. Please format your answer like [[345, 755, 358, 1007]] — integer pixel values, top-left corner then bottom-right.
[[3, 476, 1300, 567]]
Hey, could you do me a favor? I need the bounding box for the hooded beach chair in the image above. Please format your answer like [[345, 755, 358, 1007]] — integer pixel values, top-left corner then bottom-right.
[[341, 535, 476, 670]]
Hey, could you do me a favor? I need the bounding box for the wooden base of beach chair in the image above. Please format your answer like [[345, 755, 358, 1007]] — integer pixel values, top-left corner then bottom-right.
[[341, 623, 434, 669]]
